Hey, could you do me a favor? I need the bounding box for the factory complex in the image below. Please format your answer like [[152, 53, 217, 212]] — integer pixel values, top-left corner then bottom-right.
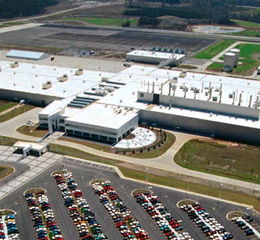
[[0, 59, 259, 144]]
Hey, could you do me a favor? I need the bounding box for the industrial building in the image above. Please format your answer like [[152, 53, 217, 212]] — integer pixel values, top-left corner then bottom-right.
[[6, 50, 50, 61], [126, 50, 185, 66], [0, 60, 259, 144]]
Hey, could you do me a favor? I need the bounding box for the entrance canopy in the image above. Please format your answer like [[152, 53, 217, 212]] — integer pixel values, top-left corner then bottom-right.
[[13, 141, 47, 157]]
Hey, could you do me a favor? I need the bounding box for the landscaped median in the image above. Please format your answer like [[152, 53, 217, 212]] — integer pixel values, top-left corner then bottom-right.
[[0, 165, 14, 180], [59, 130, 176, 159], [17, 124, 48, 138]]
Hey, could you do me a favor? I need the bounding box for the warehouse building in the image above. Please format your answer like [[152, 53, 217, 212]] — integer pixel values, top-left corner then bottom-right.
[[126, 50, 185, 66], [6, 50, 50, 61], [0, 60, 259, 144]]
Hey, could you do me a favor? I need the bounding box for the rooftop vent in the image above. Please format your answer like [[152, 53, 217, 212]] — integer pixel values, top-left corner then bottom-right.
[[10, 62, 19, 68], [101, 77, 109, 82], [42, 81, 52, 90], [179, 70, 187, 78], [58, 74, 68, 82], [75, 69, 83, 76]]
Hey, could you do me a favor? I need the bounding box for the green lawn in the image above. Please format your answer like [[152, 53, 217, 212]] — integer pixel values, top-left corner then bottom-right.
[[0, 101, 17, 113], [231, 19, 260, 29], [174, 139, 260, 184], [17, 124, 48, 138], [59, 17, 138, 27], [194, 40, 235, 59], [0, 105, 35, 123], [228, 20, 260, 37], [232, 29, 260, 38], [208, 43, 260, 75]]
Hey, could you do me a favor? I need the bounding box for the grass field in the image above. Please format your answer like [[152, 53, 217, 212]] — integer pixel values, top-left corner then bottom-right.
[[194, 40, 235, 59], [207, 43, 260, 75], [174, 139, 260, 184], [232, 19, 260, 29], [17, 124, 48, 138], [230, 20, 260, 37], [0, 105, 35, 123], [0, 101, 17, 113], [59, 17, 138, 27]]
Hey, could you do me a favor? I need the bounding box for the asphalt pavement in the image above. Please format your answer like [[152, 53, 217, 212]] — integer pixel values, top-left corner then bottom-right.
[[0, 157, 259, 240]]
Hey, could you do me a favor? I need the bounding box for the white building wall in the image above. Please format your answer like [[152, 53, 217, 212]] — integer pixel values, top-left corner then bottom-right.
[[139, 109, 260, 145], [138, 91, 260, 119]]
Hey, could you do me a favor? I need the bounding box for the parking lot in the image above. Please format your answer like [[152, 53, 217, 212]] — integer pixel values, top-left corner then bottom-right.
[[0, 24, 216, 56], [0, 153, 259, 240]]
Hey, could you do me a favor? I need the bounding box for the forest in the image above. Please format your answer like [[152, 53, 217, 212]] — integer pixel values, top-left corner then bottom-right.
[[0, 0, 58, 18]]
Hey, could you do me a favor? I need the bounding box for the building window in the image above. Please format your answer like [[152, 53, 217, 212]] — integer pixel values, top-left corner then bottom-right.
[[140, 93, 144, 97]]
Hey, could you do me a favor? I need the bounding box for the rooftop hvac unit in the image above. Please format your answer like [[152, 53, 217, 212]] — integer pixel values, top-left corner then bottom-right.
[[101, 77, 109, 82], [42, 81, 52, 90], [171, 77, 178, 83], [75, 69, 83, 76], [179, 71, 187, 78], [10, 62, 19, 68], [58, 74, 68, 82]]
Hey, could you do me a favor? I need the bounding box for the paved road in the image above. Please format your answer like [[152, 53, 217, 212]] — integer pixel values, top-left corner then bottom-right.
[[0, 107, 41, 141]]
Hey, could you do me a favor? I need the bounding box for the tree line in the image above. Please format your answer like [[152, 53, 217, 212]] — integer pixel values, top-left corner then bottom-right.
[[0, 0, 57, 19], [126, 0, 260, 25]]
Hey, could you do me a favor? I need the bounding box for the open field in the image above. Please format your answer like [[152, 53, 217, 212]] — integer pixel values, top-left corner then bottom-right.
[[0, 165, 14, 180], [59, 17, 138, 27], [0, 100, 16, 113], [0, 105, 35, 123], [207, 43, 260, 75], [232, 19, 260, 29], [17, 124, 48, 138], [230, 20, 260, 37], [174, 139, 260, 184], [194, 40, 235, 59]]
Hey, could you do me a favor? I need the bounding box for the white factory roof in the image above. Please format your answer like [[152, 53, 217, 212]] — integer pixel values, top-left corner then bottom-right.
[[6, 50, 48, 60], [0, 61, 115, 98], [66, 103, 139, 130], [127, 50, 185, 60], [13, 141, 46, 151], [151, 105, 260, 129]]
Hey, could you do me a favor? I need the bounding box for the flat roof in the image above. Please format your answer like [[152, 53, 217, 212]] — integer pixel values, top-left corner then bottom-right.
[[13, 141, 46, 151], [66, 103, 139, 130], [0, 61, 115, 98], [127, 50, 185, 60], [7, 50, 47, 60]]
